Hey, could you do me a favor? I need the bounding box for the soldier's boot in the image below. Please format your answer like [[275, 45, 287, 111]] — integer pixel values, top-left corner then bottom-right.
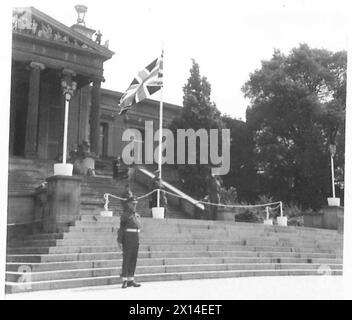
[[127, 280, 141, 287], [121, 281, 128, 289]]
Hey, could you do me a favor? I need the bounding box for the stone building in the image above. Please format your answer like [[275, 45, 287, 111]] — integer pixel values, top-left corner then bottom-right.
[[7, 6, 183, 236], [98, 89, 181, 160], [9, 6, 181, 163]]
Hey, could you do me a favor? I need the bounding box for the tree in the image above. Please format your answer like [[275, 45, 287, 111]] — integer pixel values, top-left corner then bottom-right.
[[242, 44, 346, 209], [221, 115, 258, 203], [169, 59, 223, 198]]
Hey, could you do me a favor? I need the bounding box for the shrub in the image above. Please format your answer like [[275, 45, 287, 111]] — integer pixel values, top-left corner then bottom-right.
[[235, 208, 264, 223], [283, 203, 305, 226]]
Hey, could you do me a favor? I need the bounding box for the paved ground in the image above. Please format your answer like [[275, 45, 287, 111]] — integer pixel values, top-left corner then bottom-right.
[[5, 276, 352, 300]]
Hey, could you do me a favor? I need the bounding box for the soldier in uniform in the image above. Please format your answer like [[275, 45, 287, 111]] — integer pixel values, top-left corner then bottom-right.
[[112, 156, 121, 183], [206, 173, 222, 220], [149, 170, 168, 214], [118, 193, 142, 289], [120, 183, 131, 212]]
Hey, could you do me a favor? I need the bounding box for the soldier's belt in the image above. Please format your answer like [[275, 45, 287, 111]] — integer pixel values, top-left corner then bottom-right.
[[125, 228, 140, 233]]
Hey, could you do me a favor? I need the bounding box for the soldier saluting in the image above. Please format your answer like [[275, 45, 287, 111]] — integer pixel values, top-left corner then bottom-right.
[[118, 191, 142, 289]]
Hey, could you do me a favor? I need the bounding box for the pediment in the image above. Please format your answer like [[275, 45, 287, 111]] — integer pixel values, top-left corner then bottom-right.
[[12, 7, 114, 61]]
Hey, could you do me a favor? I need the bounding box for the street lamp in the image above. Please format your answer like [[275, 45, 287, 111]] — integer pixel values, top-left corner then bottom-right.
[[54, 70, 77, 176], [327, 144, 340, 206]]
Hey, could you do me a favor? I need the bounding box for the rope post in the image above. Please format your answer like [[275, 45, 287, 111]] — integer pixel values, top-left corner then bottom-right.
[[157, 188, 160, 207], [266, 207, 269, 220], [279, 201, 283, 217], [100, 193, 113, 217], [103, 193, 109, 211]]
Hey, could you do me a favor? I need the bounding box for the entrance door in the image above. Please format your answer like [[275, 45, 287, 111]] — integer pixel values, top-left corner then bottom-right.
[[99, 122, 108, 157]]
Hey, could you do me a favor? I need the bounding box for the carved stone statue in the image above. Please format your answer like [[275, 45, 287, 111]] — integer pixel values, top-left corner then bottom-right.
[[53, 32, 62, 41], [94, 30, 102, 44], [31, 19, 38, 35]]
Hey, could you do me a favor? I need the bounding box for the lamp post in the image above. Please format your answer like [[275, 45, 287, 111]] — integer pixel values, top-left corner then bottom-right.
[[330, 144, 336, 198], [327, 144, 340, 206], [54, 70, 77, 176], [61, 76, 77, 165]]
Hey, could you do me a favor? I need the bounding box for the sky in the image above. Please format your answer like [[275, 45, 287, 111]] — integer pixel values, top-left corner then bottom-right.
[[2, 0, 350, 120]]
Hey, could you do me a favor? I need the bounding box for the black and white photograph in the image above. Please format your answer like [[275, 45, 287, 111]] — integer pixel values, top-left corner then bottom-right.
[[0, 0, 351, 303]]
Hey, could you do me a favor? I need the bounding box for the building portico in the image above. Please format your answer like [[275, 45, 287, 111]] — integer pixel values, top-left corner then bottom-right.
[[9, 7, 114, 160]]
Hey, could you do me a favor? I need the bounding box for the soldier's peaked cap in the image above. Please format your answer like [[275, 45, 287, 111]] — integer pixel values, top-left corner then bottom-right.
[[126, 194, 138, 203]]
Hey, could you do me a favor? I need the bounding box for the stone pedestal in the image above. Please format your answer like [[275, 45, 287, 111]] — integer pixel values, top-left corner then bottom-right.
[[303, 206, 344, 231], [263, 219, 273, 225], [152, 207, 165, 219], [303, 212, 324, 229], [337, 210, 344, 234], [217, 208, 236, 221], [44, 175, 82, 232], [33, 187, 48, 234], [322, 206, 344, 230]]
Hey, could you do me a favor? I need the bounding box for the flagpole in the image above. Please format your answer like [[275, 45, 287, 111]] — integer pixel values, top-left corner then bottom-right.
[[157, 46, 164, 208], [157, 83, 163, 208]]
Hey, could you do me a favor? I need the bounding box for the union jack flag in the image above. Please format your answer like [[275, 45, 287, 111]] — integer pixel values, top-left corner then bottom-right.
[[119, 51, 163, 115]]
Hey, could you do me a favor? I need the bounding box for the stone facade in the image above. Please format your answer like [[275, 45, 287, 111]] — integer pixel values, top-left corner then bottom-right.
[[9, 7, 181, 163], [99, 89, 181, 160], [10, 6, 114, 160]]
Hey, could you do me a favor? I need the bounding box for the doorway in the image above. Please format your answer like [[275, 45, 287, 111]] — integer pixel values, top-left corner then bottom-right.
[[99, 122, 109, 157]]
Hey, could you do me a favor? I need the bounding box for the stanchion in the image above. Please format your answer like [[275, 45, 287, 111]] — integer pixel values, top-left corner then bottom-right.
[[264, 206, 273, 225], [277, 202, 287, 226]]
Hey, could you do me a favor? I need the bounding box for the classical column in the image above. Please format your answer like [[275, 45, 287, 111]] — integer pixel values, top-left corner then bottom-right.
[[89, 80, 101, 155], [24, 62, 45, 158]]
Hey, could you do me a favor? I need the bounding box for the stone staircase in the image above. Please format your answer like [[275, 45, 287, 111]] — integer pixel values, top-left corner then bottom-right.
[[8, 157, 54, 195], [6, 157, 344, 294], [5, 216, 343, 294]]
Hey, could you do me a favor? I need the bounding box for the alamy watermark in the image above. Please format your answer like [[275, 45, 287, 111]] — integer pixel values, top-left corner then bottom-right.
[[121, 121, 230, 175]]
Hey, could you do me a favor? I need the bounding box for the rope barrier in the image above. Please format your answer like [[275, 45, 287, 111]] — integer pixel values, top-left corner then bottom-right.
[[194, 199, 282, 209], [267, 203, 281, 210], [136, 189, 157, 200], [103, 189, 284, 217]]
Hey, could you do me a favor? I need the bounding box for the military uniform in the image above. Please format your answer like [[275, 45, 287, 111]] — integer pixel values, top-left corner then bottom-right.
[[207, 175, 221, 220], [120, 187, 132, 212], [150, 176, 168, 210], [118, 195, 142, 288], [112, 158, 120, 180]]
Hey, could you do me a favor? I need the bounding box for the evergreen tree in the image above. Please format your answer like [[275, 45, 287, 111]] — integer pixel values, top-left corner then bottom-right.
[[221, 115, 259, 203], [169, 60, 223, 198]]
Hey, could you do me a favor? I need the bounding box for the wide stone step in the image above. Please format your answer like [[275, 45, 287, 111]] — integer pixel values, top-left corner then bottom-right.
[[9, 236, 342, 253], [22, 233, 343, 249], [7, 241, 342, 256], [20, 236, 340, 253], [6, 256, 343, 272], [6, 262, 343, 283], [72, 217, 342, 236], [67, 222, 343, 240], [5, 268, 342, 293], [7, 249, 341, 264]]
